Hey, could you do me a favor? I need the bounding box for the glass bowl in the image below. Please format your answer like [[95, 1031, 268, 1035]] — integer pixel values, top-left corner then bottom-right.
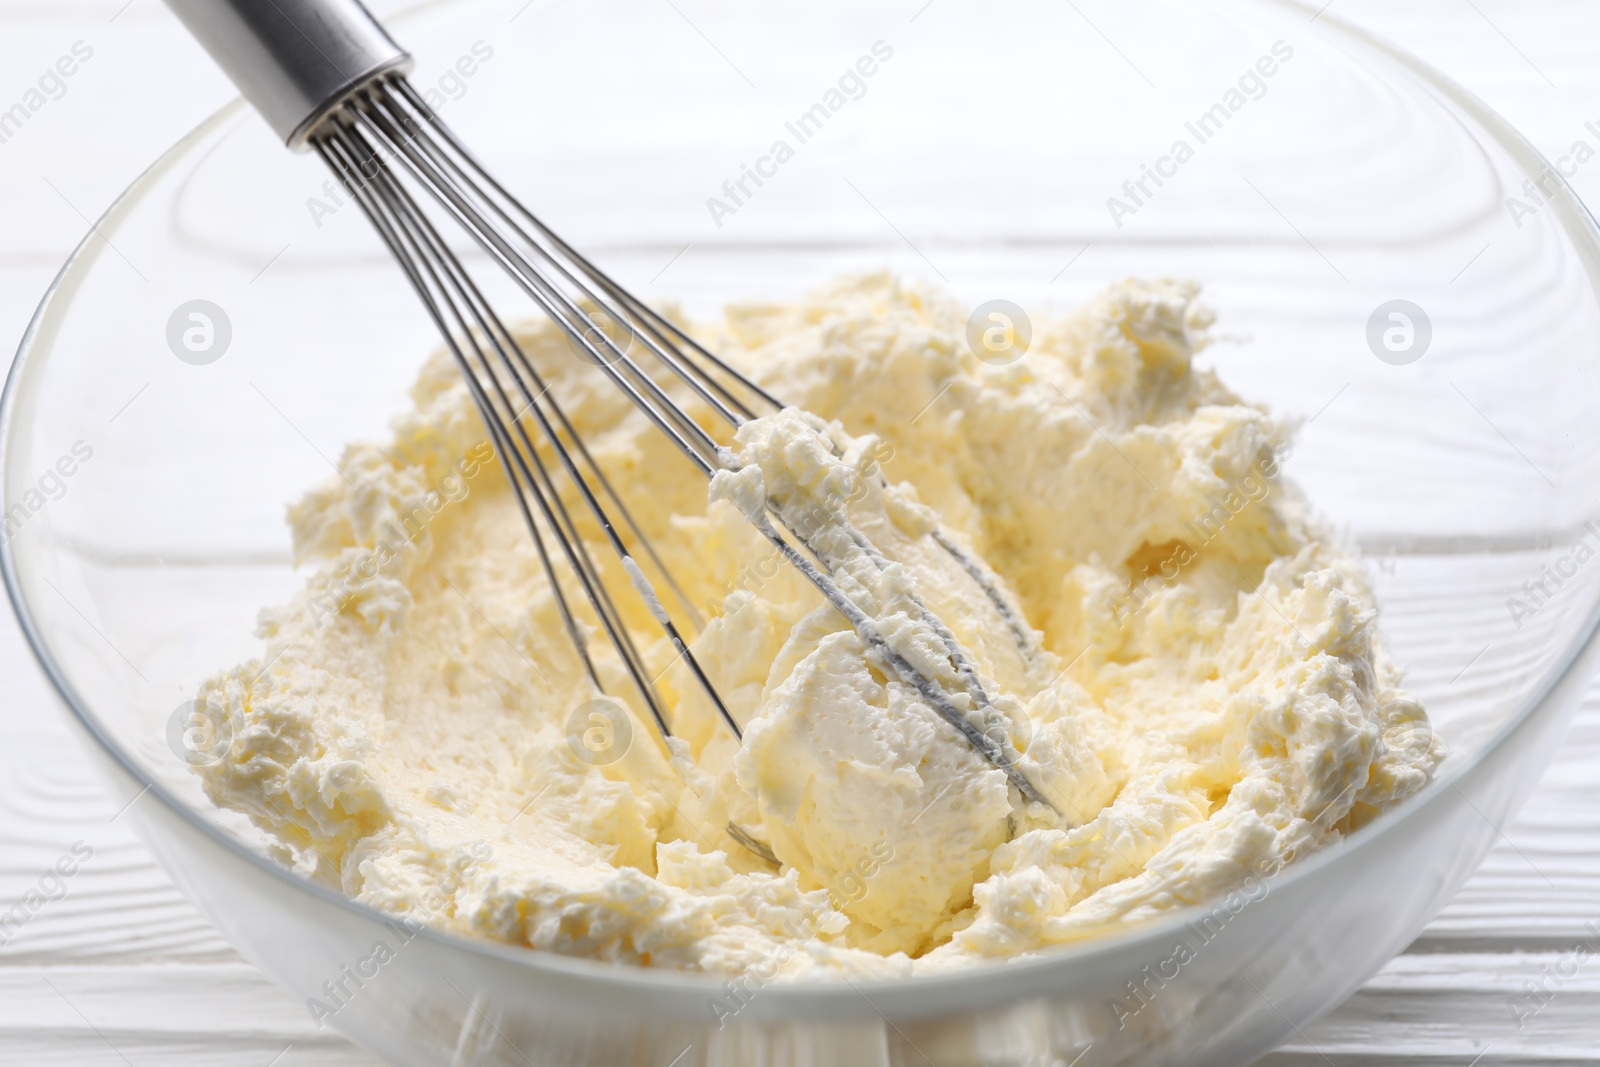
[[6, 0, 1600, 1063]]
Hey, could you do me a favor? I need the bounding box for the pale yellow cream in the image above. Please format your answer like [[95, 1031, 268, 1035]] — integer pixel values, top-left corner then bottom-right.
[[191, 274, 1444, 978]]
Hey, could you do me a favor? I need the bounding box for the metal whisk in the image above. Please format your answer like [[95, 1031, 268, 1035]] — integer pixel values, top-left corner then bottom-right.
[[162, 0, 1056, 858]]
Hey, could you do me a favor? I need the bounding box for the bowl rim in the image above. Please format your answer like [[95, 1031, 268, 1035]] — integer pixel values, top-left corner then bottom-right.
[[5, 0, 1600, 1021]]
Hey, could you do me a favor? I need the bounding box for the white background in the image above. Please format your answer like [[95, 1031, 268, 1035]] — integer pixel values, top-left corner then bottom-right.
[[1, 1, 1597, 1063]]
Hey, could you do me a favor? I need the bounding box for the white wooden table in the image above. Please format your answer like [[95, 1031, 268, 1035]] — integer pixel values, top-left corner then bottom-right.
[[2, 1, 1598, 1063]]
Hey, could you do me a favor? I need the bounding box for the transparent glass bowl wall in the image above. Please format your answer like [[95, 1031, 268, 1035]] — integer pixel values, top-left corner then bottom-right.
[[5, 0, 1600, 1064]]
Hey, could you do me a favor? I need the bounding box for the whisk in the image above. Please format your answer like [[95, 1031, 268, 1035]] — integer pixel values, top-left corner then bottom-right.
[[162, 0, 1056, 859]]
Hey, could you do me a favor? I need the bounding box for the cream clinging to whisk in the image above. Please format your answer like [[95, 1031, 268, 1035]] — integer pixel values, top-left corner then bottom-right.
[[166, 0, 1443, 976], [160, 0, 1062, 864], [185, 273, 1443, 972]]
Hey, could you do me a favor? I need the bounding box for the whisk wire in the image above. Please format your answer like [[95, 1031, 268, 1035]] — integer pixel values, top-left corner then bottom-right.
[[314, 75, 1058, 814], [315, 130, 604, 675], [387, 79, 784, 423], [353, 91, 726, 474], [344, 92, 706, 629], [319, 124, 689, 740]]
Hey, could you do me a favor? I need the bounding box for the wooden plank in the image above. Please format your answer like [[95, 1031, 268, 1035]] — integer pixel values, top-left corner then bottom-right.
[[3, 633, 1598, 968], [0, 963, 383, 1064], [1, 952, 1597, 1067], [0, 731, 239, 965], [2, 0, 1600, 1063], [1422, 703, 1600, 948], [1263, 951, 1600, 1065], [1, 573, 1597, 1065], [2, 694, 1597, 960]]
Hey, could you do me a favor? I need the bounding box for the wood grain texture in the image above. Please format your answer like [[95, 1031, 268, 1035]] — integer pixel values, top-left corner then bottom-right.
[[2, 692, 1596, 1064], [2, 0, 1600, 1064]]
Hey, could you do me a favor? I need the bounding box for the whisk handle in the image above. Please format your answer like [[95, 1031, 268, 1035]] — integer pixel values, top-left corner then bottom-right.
[[162, 0, 411, 148]]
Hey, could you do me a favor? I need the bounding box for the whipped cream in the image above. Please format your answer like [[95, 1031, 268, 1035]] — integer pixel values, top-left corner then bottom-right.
[[190, 274, 1443, 978]]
